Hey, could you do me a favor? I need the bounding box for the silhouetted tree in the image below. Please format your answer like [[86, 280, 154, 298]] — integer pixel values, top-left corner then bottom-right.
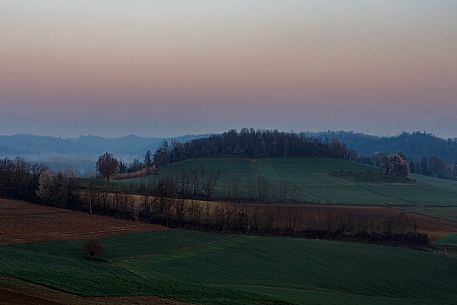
[[118, 161, 127, 173], [128, 158, 143, 172], [152, 129, 347, 165], [153, 141, 170, 168], [144, 150, 153, 167], [429, 156, 447, 178], [382, 154, 409, 178], [96, 153, 119, 183]]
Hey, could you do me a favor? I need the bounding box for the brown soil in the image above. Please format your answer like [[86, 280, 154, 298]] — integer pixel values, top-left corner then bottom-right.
[[145, 196, 457, 241], [78, 191, 457, 241], [0, 198, 166, 245], [224, 202, 457, 241], [0, 277, 192, 305], [164, 199, 457, 241], [286, 203, 457, 241]]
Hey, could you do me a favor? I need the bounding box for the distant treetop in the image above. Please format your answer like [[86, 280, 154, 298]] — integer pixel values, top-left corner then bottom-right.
[[153, 129, 347, 167]]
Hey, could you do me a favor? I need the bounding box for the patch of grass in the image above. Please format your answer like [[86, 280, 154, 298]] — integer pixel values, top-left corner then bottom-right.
[[436, 233, 457, 247], [330, 169, 414, 183], [78, 157, 457, 206], [2, 230, 457, 305], [403, 206, 457, 223]]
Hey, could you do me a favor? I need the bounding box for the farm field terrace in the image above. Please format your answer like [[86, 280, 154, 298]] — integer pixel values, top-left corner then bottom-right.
[[100, 157, 457, 206], [1, 229, 457, 305]]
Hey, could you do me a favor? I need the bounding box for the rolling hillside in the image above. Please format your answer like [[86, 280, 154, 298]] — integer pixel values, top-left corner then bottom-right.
[[1, 230, 457, 305], [111, 157, 457, 206], [310, 131, 457, 164]]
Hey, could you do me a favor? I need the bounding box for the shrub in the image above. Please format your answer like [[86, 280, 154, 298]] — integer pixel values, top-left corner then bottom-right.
[[83, 239, 103, 259]]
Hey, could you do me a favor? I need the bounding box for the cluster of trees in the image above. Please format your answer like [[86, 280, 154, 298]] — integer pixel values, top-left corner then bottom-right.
[[130, 169, 222, 201], [0, 157, 48, 202], [380, 154, 409, 178], [409, 156, 457, 180], [117, 150, 154, 174], [133, 172, 307, 203], [313, 131, 457, 165], [84, 184, 135, 217], [115, 167, 310, 203], [326, 131, 457, 180], [96, 151, 156, 181], [96, 153, 119, 182], [153, 129, 348, 167], [35, 171, 78, 207], [353, 151, 456, 180], [79, 186, 428, 245], [0, 157, 78, 207], [346, 152, 410, 179]]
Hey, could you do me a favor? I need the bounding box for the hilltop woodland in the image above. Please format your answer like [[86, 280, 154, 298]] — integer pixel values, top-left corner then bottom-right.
[[316, 131, 457, 180], [0, 130, 427, 245], [152, 129, 348, 167]]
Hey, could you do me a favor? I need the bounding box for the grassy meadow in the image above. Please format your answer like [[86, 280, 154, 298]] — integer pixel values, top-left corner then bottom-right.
[[102, 157, 457, 206], [1, 230, 457, 305], [437, 233, 457, 247]]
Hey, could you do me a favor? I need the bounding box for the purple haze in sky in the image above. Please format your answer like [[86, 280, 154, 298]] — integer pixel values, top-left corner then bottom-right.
[[1, 1, 457, 137]]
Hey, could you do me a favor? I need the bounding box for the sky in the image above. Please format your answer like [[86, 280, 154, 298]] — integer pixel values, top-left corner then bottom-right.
[[1, 0, 457, 138]]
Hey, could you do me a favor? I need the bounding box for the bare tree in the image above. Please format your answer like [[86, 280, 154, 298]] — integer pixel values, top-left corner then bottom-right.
[[96, 153, 119, 183], [201, 169, 221, 200], [87, 181, 98, 214], [382, 154, 409, 178], [36, 170, 56, 202], [229, 179, 241, 202], [36, 171, 70, 207]]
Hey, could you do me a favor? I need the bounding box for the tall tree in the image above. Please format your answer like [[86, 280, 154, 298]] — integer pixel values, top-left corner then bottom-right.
[[96, 153, 119, 183], [153, 141, 170, 168], [382, 154, 409, 178], [118, 161, 127, 173], [429, 156, 447, 178], [144, 150, 153, 167]]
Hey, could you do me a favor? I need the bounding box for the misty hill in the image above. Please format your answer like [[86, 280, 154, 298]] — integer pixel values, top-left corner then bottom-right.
[[0, 134, 207, 174], [309, 131, 457, 164], [3, 130, 457, 174]]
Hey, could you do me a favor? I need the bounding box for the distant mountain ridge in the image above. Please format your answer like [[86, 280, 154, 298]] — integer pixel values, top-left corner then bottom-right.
[[308, 131, 457, 164], [0, 134, 208, 157], [0, 133, 209, 174], [2, 130, 457, 173]]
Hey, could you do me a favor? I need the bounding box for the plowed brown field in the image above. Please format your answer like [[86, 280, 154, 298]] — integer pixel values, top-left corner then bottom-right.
[[0, 198, 166, 245], [200, 201, 457, 241]]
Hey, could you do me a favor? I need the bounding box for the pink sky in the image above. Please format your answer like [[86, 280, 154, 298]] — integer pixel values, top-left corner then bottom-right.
[[1, 1, 457, 137]]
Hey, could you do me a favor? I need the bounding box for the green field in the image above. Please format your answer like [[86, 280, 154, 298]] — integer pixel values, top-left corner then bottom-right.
[[437, 233, 457, 247], [1, 230, 457, 305], [106, 157, 457, 206]]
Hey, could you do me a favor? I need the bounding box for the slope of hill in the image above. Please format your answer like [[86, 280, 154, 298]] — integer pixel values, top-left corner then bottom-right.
[[111, 157, 457, 206], [310, 131, 457, 163], [2, 230, 457, 305]]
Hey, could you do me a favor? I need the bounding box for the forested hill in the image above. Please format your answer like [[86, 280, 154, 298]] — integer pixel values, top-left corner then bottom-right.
[[153, 129, 347, 167], [309, 131, 457, 164]]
